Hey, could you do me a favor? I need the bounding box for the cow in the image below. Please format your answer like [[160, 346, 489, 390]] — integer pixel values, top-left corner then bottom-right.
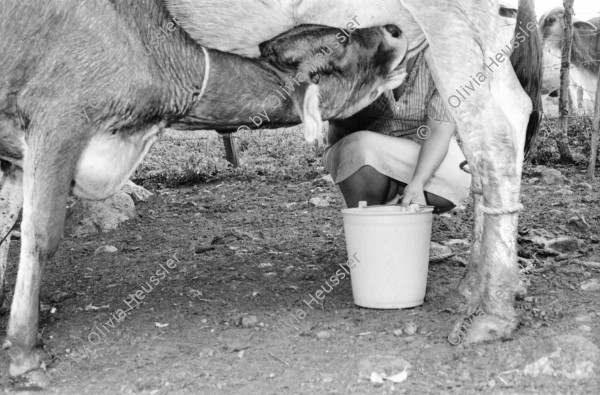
[[167, 0, 542, 343], [0, 0, 411, 384], [0, 0, 543, 385], [539, 7, 599, 116]]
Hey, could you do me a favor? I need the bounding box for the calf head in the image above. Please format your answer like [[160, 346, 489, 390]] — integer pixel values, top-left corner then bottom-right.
[[260, 24, 408, 143], [539, 7, 597, 94]]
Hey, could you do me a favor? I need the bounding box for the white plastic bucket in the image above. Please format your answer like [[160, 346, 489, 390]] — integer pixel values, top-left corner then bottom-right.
[[341, 204, 433, 309]]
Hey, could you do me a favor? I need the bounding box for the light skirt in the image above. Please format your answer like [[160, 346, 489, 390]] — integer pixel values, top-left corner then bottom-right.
[[323, 131, 471, 205]]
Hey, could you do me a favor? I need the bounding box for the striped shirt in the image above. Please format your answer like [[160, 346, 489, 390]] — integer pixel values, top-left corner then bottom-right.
[[330, 52, 455, 144]]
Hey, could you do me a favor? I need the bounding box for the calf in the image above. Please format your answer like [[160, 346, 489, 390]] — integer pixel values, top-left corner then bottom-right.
[[539, 7, 599, 116], [0, 0, 409, 382]]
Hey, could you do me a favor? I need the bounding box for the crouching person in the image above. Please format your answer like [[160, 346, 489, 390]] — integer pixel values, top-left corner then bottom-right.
[[323, 52, 471, 214]]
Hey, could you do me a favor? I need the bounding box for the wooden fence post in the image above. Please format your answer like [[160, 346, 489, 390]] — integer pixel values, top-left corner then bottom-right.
[[221, 132, 239, 168], [587, 70, 600, 179], [557, 0, 574, 163]]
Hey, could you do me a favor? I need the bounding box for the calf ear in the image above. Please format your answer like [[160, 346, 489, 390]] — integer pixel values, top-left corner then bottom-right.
[[289, 83, 323, 145], [259, 24, 340, 66], [573, 20, 597, 31]]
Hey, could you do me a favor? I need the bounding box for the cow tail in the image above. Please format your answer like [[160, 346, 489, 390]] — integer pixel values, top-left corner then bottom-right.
[[510, 0, 543, 157]]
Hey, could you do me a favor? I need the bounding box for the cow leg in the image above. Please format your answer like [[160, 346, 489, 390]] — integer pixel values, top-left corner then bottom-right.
[[0, 164, 23, 310], [3, 130, 84, 384], [448, 118, 524, 345]]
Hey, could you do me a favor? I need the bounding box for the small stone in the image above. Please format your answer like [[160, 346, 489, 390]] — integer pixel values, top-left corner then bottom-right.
[[580, 279, 600, 292], [403, 322, 418, 336], [545, 237, 584, 254], [321, 374, 334, 383], [575, 182, 593, 190], [392, 329, 403, 337], [430, 242, 453, 261], [240, 315, 258, 328], [579, 325, 592, 332], [317, 330, 331, 339], [94, 245, 118, 255], [182, 201, 197, 208], [567, 216, 591, 232], [575, 314, 593, 323], [556, 188, 574, 195], [135, 235, 143, 241], [357, 355, 410, 382], [10, 231, 20, 240], [309, 197, 330, 207]]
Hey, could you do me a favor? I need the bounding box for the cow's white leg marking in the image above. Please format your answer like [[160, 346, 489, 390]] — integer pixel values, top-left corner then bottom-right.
[[0, 165, 23, 309]]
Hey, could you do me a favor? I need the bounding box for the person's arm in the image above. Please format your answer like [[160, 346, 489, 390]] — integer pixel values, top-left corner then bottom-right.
[[400, 118, 455, 206]]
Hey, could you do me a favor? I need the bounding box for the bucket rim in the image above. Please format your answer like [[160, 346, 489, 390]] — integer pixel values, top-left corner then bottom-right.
[[341, 204, 434, 216]]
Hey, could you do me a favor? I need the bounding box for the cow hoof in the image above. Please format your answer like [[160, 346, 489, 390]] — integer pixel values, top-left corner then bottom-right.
[[448, 310, 516, 345], [11, 370, 50, 390], [4, 341, 44, 379]]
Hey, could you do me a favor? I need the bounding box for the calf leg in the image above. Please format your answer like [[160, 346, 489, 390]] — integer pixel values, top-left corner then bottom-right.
[[0, 164, 23, 310], [3, 130, 84, 380]]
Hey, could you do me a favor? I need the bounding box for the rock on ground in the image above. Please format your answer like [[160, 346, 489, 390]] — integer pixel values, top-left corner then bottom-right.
[[524, 335, 598, 380], [121, 180, 154, 203], [545, 237, 584, 254], [65, 182, 152, 237], [537, 166, 568, 185]]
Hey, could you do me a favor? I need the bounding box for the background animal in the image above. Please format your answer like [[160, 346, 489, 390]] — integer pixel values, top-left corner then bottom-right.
[[539, 6, 599, 116]]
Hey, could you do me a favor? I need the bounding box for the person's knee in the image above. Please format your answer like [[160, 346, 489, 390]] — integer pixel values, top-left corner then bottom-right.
[[339, 166, 391, 207]]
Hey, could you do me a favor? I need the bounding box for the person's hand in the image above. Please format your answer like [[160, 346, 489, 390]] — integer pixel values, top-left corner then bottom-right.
[[400, 181, 427, 206]]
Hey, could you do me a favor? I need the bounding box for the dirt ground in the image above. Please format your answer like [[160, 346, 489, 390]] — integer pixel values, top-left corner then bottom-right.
[[1, 163, 599, 394]]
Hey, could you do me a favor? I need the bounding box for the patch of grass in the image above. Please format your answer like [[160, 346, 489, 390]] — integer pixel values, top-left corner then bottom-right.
[[134, 114, 599, 188], [134, 126, 327, 187]]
